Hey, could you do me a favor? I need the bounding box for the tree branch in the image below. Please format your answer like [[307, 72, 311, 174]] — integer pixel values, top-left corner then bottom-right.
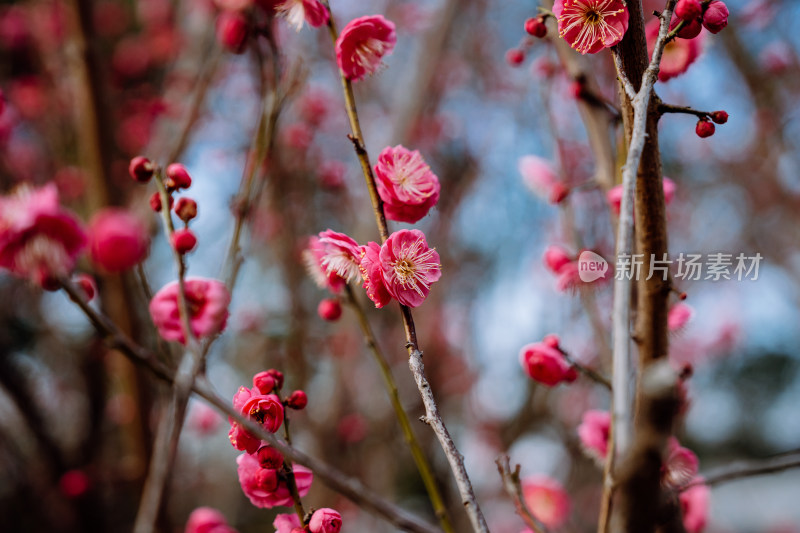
[[495, 456, 549, 533]]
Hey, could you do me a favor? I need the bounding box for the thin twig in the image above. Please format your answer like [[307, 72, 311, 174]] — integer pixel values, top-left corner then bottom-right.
[[556, 347, 612, 390], [657, 102, 713, 119], [277, 390, 307, 525], [59, 278, 442, 533], [324, 3, 489, 531], [495, 456, 549, 533], [681, 453, 800, 491], [345, 286, 454, 533]]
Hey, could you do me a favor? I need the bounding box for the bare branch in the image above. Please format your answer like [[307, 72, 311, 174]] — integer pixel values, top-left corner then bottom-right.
[[495, 455, 549, 533], [682, 453, 800, 491]]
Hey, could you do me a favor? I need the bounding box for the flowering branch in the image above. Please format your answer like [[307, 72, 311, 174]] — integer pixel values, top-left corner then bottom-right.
[[495, 456, 549, 533], [345, 285, 455, 533], [276, 390, 308, 525], [324, 4, 489, 532], [59, 278, 442, 533]]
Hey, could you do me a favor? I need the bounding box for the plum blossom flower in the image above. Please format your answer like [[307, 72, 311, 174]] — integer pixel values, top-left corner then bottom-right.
[[358, 241, 392, 308], [273, 513, 302, 533], [519, 337, 578, 387], [309, 508, 343, 533], [375, 145, 440, 223], [521, 475, 571, 529], [543, 245, 572, 274], [554, 0, 629, 55], [303, 230, 361, 291], [236, 452, 312, 508], [518, 155, 568, 205], [702, 1, 728, 34], [646, 19, 703, 82], [335, 15, 396, 82], [668, 303, 694, 332], [379, 229, 441, 308], [578, 409, 611, 463], [680, 478, 710, 533], [149, 278, 231, 344], [88, 208, 149, 272], [184, 507, 238, 533], [0, 184, 87, 289], [662, 437, 699, 489], [275, 0, 328, 31], [228, 386, 284, 453]]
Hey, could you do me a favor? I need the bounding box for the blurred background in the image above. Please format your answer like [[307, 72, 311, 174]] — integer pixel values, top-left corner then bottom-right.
[[1, 0, 799, 531]]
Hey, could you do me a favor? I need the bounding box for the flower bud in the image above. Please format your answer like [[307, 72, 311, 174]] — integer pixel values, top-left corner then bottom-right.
[[543, 246, 572, 274], [253, 371, 276, 394], [166, 163, 192, 190], [128, 156, 154, 183], [89, 209, 149, 272], [266, 369, 284, 390], [505, 48, 525, 67], [174, 197, 198, 222], [543, 334, 561, 349], [549, 182, 570, 204], [73, 273, 97, 302], [710, 110, 729, 124], [257, 445, 284, 469], [217, 11, 249, 54], [675, 0, 702, 21], [309, 508, 343, 533], [524, 16, 547, 38], [695, 119, 715, 138], [702, 0, 728, 33], [149, 191, 173, 212], [171, 228, 197, 254], [317, 298, 342, 321], [287, 390, 308, 410]]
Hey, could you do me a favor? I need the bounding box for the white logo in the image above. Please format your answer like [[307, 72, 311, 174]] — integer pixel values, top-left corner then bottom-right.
[[578, 251, 608, 283]]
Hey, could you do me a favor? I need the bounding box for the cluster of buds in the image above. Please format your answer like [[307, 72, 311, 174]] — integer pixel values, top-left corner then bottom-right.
[[128, 156, 199, 254], [695, 110, 729, 138], [674, 0, 729, 37], [506, 13, 551, 67]]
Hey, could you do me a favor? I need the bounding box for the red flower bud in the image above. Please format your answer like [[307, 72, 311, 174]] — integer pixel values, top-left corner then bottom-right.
[[149, 191, 174, 212], [174, 197, 198, 222], [505, 48, 525, 67], [166, 163, 192, 190], [287, 390, 308, 410], [73, 273, 97, 302], [549, 183, 570, 205], [702, 0, 729, 34], [524, 16, 548, 38], [253, 372, 276, 395], [710, 110, 729, 124], [675, 0, 702, 21], [695, 119, 716, 138], [171, 228, 197, 254], [217, 11, 249, 54], [266, 369, 284, 390], [317, 298, 342, 321], [129, 156, 154, 183]]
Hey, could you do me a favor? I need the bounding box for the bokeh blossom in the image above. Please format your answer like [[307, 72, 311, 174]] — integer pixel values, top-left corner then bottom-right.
[[149, 278, 231, 344]]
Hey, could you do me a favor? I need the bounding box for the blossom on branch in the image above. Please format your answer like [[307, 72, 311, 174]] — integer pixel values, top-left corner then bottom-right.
[[335, 15, 397, 82], [578, 409, 611, 464], [379, 229, 442, 308], [553, 0, 629, 55], [228, 385, 284, 453], [519, 335, 578, 387], [375, 145, 441, 223], [149, 278, 231, 344], [274, 0, 329, 31], [358, 241, 392, 308], [184, 507, 238, 533], [309, 508, 343, 533], [236, 451, 313, 508], [0, 184, 86, 289]]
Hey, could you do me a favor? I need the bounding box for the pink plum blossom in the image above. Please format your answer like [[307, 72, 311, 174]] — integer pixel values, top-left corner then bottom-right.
[[521, 475, 571, 529], [578, 410, 611, 463], [236, 452, 312, 508], [303, 235, 346, 292], [335, 15, 396, 82], [275, 0, 328, 31], [88, 208, 149, 272], [668, 303, 694, 332], [309, 508, 343, 533], [358, 241, 392, 308], [184, 507, 238, 533], [374, 145, 441, 223], [0, 184, 87, 289], [303, 230, 361, 291], [379, 229, 442, 308], [553, 0, 629, 55], [607, 177, 676, 215], [518, 155, 567, 205], [228, 386, 284, 453], [519, 339, 577, 387], [273, 513, 302, 533], [680, 478, 710, 533], [662, 437, 699, 489], [543, 245, 572, 274], [149, 278, 231, 344]]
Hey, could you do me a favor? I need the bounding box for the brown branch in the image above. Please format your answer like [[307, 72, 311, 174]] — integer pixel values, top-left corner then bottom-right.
[[656, 102, 713, 119], [324, 4, 488, 531], [681, 453, 800, 491], [59, 278, 441, 533], [556, 346, 612, 390], [495, 456, 549, 533]]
